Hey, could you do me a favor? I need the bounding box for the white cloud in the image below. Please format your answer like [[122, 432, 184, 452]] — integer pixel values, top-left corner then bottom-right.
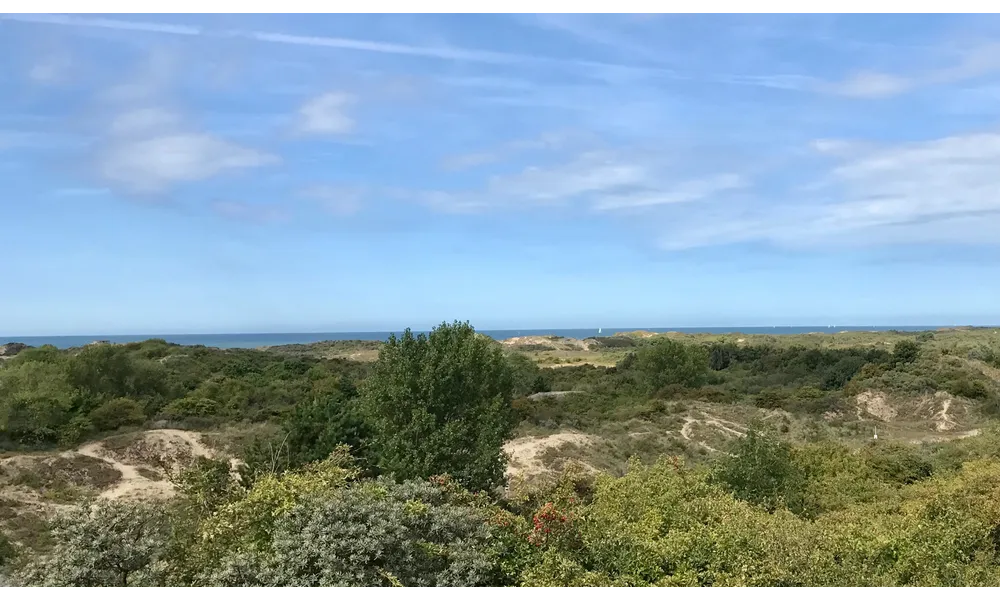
[[297, 92, 356, 136], [657, 131, 1000, 250], [4, 13, 201, 36], [523, 14, 667, 64], [824, 71, 912, 99], [100, 133, 272, 191], [591, 173, 746, 211], [440, 131, 585, 171], [98, 130, 277, 193]]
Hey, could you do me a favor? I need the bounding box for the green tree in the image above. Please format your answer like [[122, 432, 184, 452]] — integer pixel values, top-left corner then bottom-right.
[[628, 338, 709, 393], [507, 352, 549, 396], [891, 340, 920, 366], [359, 321, 516, 492], [283, 387, 371, 470], [0, 360, 75, 444]]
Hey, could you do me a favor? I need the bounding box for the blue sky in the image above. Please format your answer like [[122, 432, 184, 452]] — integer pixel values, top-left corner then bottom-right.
[[3, 13, 1000, 335]]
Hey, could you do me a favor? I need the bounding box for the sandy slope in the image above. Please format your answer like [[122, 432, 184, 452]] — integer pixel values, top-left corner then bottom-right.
[[72, 429, 213, 501]]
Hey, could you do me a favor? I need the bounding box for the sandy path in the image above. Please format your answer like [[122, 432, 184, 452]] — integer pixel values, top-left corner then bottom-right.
[[75, 429, 213, 501], [679, 416, 732, 454]]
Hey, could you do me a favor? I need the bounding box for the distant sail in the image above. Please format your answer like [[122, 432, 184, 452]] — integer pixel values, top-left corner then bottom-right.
[[598, 327, 602, 334]]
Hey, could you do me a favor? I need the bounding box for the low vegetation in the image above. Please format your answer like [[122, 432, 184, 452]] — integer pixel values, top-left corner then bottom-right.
[[2, 323, 1000, 586]]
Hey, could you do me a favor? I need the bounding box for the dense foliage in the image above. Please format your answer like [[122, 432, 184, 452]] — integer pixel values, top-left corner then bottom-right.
[[0, 339, 367, 449], [8, 430, 1000, 587], [359, 321, 517, 492], [4, 326, 1000, 586]]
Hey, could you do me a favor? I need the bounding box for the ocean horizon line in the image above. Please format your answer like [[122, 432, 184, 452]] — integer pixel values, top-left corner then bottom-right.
[[3, 325, 997, 351]]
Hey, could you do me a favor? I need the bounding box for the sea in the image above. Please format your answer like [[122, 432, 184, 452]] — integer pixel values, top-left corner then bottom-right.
[[0, 326, 972, 350]]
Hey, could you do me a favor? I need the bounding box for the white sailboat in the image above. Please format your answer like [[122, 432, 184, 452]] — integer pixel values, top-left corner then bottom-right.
[[598, 327, 602, 334]]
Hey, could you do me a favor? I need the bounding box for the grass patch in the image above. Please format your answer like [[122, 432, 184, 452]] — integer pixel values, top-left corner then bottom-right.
[[0, 454, 121, 497]]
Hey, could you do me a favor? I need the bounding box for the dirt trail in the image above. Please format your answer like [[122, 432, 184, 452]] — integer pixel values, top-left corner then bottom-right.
[[700, 413, 747, 438], [678, 414, 745, 454], [75, 429, 214, 501], [913, 429, 981, 444], [680, 417, 720, 453], [933, 396, 957, 432]]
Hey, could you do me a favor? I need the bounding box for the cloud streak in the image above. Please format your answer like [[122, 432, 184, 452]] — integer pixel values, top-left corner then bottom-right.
[[1, 13, 819, 92]]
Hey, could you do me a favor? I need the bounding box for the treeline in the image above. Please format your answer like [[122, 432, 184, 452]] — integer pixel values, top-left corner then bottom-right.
[[4, 331, 999, 458], [0, 340, 367, 448], [520, 336, 1000, 429]]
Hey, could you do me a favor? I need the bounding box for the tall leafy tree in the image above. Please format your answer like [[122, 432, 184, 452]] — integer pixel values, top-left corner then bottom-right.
[[359, 321, 516, 491]]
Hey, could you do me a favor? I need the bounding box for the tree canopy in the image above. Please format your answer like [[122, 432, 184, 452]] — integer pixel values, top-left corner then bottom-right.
[[359, 321, 517, 491]]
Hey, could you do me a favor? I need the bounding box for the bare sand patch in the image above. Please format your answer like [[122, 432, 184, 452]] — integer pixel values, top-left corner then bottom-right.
[[504, 432, 600, 479], [855, 391, 898, 422], [70, 429, 218, 502]]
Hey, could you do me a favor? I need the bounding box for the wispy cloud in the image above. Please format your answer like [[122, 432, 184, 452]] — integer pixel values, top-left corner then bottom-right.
[[825, 41, 1000, 99], [98, 131, 278, 194], [656, 131, 1000, 249], [440, 130, 583, 171], [28, 55, 73, 85], [521, 14, 668, 64], [0, 13, 818, 92], [418, 149, 746, 214], [296, 92, 356, 136]]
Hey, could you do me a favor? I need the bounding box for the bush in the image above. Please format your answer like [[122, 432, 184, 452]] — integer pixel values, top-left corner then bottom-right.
[[713, 428, 806, 514], [585, 336, 636, 349], [11, 500, 170, 586], [199, 478, 504, 587], [864, 443, 933, 485], [891, 340, 920, 366], [944, 377, 991, 400], [88, 398, 146, 432]]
